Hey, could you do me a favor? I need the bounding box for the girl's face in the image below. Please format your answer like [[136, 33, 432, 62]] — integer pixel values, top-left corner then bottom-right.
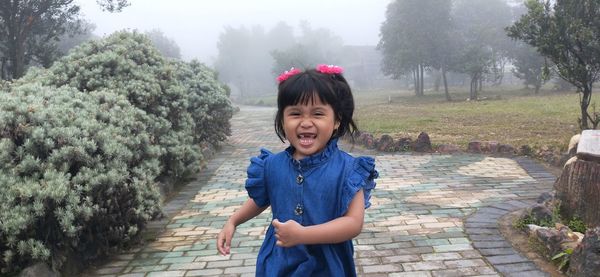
[[283, 96, 340, 160]]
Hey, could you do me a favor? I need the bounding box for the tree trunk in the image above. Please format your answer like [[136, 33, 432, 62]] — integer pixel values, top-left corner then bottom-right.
[[580, 84, 592, 130], [419, 64, 424, 96], [554, 159, 600, 228], [434, 68, 441, 92], [470, 74, 478, 100], [1, 57, 6, 80], [442, 66, 450, 101], [413, 68, 419, 96]]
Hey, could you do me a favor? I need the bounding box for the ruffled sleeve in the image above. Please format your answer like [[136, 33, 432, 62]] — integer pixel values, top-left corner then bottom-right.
[[341, 156, 378, 215], [245, 149, 272, 207]]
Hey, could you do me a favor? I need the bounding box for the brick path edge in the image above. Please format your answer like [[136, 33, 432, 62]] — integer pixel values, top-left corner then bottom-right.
[[465, 156, 558, 277]]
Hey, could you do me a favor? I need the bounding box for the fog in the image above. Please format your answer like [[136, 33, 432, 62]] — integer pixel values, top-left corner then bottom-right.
[[76, 0, 392, 64]]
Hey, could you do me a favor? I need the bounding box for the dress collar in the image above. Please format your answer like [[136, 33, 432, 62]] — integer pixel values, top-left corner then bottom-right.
[[286, 138, 338, 168]]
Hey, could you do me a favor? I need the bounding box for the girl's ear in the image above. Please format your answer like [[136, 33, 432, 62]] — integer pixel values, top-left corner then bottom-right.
[[334, 120, 341, 130]]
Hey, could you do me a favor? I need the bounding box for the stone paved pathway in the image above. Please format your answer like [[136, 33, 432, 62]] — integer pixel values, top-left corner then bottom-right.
[[84, 106, 557, 277]]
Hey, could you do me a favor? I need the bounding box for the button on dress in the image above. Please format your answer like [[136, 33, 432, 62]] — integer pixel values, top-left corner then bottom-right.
[[245, 139, 378, 276]]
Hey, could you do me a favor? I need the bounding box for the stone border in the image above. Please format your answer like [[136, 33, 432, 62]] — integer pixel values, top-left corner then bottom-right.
[[465, 157, 559, 277]]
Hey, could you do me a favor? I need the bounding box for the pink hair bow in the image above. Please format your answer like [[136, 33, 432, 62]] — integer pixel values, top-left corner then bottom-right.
[[316, 64, 343, 74], [277, 67, 301, 83]]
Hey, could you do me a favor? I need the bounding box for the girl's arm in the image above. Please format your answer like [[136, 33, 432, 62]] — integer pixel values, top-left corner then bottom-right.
[[217, 198, 269, 255], [272, 190, 365, 247]]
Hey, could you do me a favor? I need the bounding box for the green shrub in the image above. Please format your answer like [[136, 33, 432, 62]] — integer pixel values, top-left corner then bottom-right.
[[567, 217, 587, 233], [0, 84, 161, 273], [171, 60, 233, 145], [22, 31, 203, 179]]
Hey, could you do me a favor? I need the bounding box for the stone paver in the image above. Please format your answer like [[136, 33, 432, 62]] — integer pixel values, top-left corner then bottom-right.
[[83, 106, 557, 276]]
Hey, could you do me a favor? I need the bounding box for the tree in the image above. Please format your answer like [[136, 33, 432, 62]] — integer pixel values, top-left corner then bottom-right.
[[271, 21, 343, 76], [145, 29, 181, 59], [378, 0, 453, 98], [507, 0, 600, 129], [0, 0, 128, 80], [56, 20, 97, 55], [510, 41, 549, 94], [30, 19, 96, 68], [0, 0, 80, 79], [214, 25, 275, 98], [96, 0, 129, 12], [452, 0, 513, 100]]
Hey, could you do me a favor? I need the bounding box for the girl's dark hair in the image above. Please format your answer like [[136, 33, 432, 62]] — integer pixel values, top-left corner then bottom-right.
[[274, 68, 358, 142]]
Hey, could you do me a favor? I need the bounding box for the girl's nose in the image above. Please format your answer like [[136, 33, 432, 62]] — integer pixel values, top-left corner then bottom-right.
[[300, 118, 313, 128]]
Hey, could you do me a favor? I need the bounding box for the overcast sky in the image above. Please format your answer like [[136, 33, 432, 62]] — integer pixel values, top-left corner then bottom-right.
[[76, 0, 392, 65]]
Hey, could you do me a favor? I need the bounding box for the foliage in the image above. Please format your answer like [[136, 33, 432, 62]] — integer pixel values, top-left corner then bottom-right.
[[171, 60, 234, 145], [55, 20, 98, 59], [145, 29, 182, 60], [507, 0, 600, 129], [514, 213, 537, 230], [567, 217, 587, 234], [452, 0, 513, 100], [24, 31, 204, 179], [270, 21, 343, 75], [214, 24, 289, 98], [509, 42, 549, 94], [377, 0, 453, 97], [552, 248, 574, 272], [29, 19, 97, 69], [1, 30, 233, 274], [0, 84, 162, 273], [0, 0, 80, 79], [96, 0, 130, 12]]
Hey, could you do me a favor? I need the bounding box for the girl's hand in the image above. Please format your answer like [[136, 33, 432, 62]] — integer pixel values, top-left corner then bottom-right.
[[272, 219, 304, 247], [217, 221, 236, 255]]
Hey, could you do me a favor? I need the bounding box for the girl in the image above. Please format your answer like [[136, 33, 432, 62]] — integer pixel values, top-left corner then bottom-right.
[[217, 64, 378, 276]]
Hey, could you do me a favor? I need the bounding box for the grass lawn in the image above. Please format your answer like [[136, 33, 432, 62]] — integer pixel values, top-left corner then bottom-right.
[[353, 87, 598, 151], [240, 85, 599, 152]]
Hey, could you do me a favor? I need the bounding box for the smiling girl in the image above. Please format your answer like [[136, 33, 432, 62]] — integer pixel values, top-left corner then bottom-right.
[[217, 64, 378, 276]]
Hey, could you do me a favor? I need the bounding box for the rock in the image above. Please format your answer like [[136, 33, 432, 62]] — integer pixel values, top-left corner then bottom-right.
[[529, 204, 553, 224], [535, 227, 564, 256], [536, 191, 554, 204], [377, 135, 395, 152], [564, 156, 578, 168], [488, 141, 499, 152], [467, 141, 482, 153], [576, 130, 600, 162], [573, 232, 585, 242], [365, 135, 375, 149], [479, 141, 490, 152], [568, 227, 600, 277], [413, 132, 432, 152], [395, 137, 412, 151], [520, 144, 533, 155], [20, 263, 58, 277], [527, 224, 547, 234], [436, 144, 460, 153], [568, 134, 581, 156], [560, 241, 580, 252], [358, 132, 371, 144], [497, 144, 515, 154]]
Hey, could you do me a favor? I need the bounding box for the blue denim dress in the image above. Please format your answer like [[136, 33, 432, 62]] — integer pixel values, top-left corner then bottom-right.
[[245, 139, 378, 276]]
